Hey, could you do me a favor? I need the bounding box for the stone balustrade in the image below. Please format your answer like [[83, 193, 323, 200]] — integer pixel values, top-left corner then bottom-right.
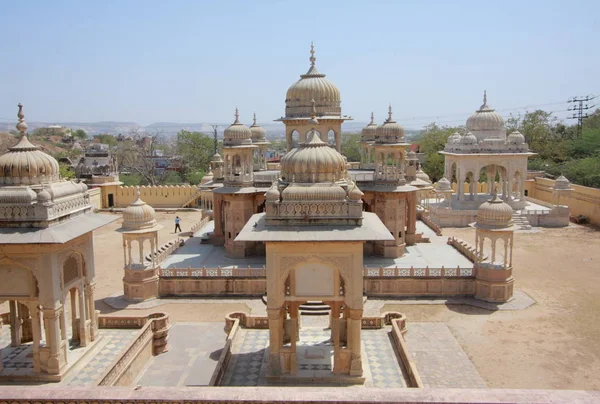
[[420, 213, 443, 236], [363, 266, 474, 278], [447, 236, 483, 263]]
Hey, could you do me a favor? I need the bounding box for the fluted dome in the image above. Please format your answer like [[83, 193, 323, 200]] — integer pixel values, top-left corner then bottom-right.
[[285, 43, 341, 118], [211, 153, 223, 163], [361, 112, 377, 142], [475, 194, 514, 230], [416, 168, 432, 184], [435, 177, 452, 192], [507, 130, 525, 145], [223, 108, 253, 146], [280, 130, 346, 183], [553, 175, 572, 190], [375, 105, 405, 144], [250, 113, 268, 143], [448, 132, 461, 144], [122, 190, 160, 231], [460, 132, 478, 145], [0, 104, 60, 186], [466, 91, 504, 134]]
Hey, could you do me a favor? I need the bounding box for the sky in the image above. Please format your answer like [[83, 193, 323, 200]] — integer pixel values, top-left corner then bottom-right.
[[0, 0, 599, 129]]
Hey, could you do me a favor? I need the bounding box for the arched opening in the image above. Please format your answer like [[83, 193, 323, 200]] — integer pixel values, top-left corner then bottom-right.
[[327, 130, 335, 147], [291, 130, 300, 149]]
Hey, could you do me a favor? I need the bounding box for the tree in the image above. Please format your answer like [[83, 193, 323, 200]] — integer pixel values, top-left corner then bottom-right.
[[73, 129, 87, 140], [175, 130, 215, 182], [59, 162, 75, 180], [118, 130, 175, 186], [93, 133, 117, 148], [341, 133, 361, 162], [414, 123, 462, 182]]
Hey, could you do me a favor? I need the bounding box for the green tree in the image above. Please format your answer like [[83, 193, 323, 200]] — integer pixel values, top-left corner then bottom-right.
[[175, 130, 215, 182], [59, 163, 75, 180], [414, 123, 462, 182], [93, 133, 117, 148], [341, 133, 361, 162], [73, 129, 87, 139], [120, 173, 142, 186]]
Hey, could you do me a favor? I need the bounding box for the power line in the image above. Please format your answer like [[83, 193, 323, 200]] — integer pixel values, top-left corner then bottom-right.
[[567, 95, 596, 136]]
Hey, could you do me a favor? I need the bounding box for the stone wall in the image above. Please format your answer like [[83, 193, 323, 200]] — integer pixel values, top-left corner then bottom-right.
[[98, 184, 200, 208], [0, 386, 596, 403], [88, 187, 102, 210], [525, 177, 600, 226]]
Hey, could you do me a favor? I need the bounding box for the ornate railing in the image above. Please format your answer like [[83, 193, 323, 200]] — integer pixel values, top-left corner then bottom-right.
[[155, 239, 181, 264], [189, 215, 211, 234], [363, 266, 473, 277], [159, 266, 267, 277]]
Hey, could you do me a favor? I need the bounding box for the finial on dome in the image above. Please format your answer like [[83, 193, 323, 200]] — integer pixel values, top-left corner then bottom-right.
[[388, 104, 393, 121], [310, 41, 316, 66], [370, 111, 375, 124], [136, 186, 141, 198], [253, 112, 257, 126], [234, 107, 240, 124], [483, 90, 487, 105], [16, 103, 28, 135]]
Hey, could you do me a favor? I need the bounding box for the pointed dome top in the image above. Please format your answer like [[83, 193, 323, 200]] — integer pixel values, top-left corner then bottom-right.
[[553, 175, 572, 190], [361, 112, 377, 141], [0, 104, 60, 186], [466, 91, 505, 136], [250, 112, 268, 143], [122, 187, 162, 232], [375, 104, 405, 144], [435, 176, 452, 192], [223, 107, 253, 146], [285, 43, 341, 119]]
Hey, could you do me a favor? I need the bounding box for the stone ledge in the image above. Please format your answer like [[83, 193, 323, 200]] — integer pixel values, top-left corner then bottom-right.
[[0, 386, 597, 403]]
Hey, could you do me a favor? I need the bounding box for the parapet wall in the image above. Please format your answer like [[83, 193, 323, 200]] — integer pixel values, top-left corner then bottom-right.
[[97, 184, 201, 208], [525, 177, 600, 226]]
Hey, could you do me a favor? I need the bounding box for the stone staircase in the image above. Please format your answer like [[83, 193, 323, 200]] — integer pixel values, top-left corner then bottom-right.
[[512, 212, 532, 230], [261, 294, 331, 316], [181, 191, 201, 208], [145, 240, 178, 263]]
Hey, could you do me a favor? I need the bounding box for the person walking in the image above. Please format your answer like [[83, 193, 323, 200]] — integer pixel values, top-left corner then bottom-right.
[[174, 216, 182, 233]]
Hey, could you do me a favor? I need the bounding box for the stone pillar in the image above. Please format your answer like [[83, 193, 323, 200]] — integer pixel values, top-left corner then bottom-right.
[[19, 303, 33, 343], [29, 303, 42, 372], [86, 282, 98, 341], [78, 286, 89, 347], [9, 300, 21, 347], [41, 307, 67, 374], [406, 192, 417, 246], [70, 288, 79, 342], [347, 308, 363, 376], [288, 303, 298, 375], [267, 307, 283, 375]]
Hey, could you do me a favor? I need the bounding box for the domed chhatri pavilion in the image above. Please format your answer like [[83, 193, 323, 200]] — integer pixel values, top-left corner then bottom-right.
[[0, 104, 116, 379]]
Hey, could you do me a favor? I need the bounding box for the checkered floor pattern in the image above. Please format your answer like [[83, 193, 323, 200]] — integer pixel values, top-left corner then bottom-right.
[[221, 327, 408, 387]]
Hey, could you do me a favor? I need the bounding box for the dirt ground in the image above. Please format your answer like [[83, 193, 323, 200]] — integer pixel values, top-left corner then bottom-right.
[[2, 212, 599, 390], [385, 224, 600, 390]]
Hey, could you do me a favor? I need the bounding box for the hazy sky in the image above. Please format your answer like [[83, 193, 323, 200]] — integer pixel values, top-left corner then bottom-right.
[[1, 0, 598, 128]]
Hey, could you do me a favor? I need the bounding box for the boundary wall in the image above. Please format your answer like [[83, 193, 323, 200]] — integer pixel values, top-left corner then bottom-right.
[[0, 386, 596, 403]]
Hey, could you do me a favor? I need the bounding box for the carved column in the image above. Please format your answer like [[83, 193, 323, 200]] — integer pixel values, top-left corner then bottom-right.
[[9, 300, 21, 347], [78, 285, 89, 347], [267, 307, 283, 374], [41, 307, 66, 374], [86, 282, 98, 341], [347, 308, 363, 376]]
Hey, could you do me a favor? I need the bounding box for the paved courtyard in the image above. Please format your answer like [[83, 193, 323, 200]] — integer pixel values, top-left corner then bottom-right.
[[137, 322, 225, 387], [161, 220, 473, 270], [404, 323, 487, 388]]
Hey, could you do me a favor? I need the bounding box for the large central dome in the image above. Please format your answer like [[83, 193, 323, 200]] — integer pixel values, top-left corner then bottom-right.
[[280, 130, 346, 183], [285, 43, 341, 118]]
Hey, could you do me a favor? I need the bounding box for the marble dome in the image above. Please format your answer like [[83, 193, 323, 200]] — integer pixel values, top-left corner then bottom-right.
[[285, 43, 341, 118], [416, 168, 432, 184], [250, 113, 267, 143], [361, 112, 377, 142], [122, 189, 159, 231], [460, 132, 478, 145], [375, 105, 405, 144], [475, 193, 514, 230], [507, 130, 526, 145], [553, 175, 572, 190], [448, 132, 462, 144], [280, 130, 346, 183], [466, 91, 504, 133], [0, 104, 60, 186], [223, 108, 253, 146], [435, 177, 452, 192]]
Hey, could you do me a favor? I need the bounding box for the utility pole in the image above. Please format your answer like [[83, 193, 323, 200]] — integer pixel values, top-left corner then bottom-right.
[[567, 95, 596, 136], [211, 125, 218, 154]]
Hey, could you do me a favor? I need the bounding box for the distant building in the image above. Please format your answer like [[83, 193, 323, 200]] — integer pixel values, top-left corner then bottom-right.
[[37, 124, 69, 137]]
